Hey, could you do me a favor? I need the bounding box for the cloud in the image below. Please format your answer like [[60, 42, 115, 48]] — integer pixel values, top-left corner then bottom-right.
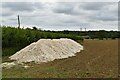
[[87, 3, 118, 22], [89, 13, 117, 21], [1, 8, 14, 17], [52, 2, 81, 15], [2, 12, 13, 17], [80, 2, 111, 10], [2, 2, 43, 12], [1, 2, 118, 31]]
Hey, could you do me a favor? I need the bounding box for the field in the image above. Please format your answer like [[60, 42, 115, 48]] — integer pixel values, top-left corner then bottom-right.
[[2, 39, 118, 78]]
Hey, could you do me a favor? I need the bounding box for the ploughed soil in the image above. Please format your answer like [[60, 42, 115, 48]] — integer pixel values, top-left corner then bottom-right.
[[2, 39, 118, 78]]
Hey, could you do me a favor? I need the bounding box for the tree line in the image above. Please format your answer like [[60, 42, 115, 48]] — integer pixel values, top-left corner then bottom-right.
[[49, 30, 120, 40]]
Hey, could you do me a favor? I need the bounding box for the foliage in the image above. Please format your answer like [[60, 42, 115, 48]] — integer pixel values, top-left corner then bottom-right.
[[51, 30, 120, 40]]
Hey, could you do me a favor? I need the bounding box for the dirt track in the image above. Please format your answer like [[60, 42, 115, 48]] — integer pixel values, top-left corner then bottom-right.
[[2, 40, 118, 78]]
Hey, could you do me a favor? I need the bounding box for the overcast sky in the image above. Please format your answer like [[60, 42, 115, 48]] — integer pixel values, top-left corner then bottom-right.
[[1, 1, 118, 31]]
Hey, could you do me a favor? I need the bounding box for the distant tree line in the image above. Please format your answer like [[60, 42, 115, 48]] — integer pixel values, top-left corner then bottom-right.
[[48, 30, 120, 40]]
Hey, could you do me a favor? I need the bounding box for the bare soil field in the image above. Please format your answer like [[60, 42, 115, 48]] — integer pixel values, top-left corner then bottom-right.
[[2, 40, 118, 78]]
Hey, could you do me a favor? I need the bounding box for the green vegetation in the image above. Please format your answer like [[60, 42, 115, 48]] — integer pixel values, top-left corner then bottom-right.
[[2, 26, 120, 57], [2, 26, 83, 56], [49, 30, 120, 40]]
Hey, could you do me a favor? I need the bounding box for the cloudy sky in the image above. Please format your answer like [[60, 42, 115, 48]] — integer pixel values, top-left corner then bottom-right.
[[1, 1, 118, 31]]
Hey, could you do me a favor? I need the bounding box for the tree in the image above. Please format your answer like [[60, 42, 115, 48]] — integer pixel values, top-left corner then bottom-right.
[[32, 26, 38, 30]]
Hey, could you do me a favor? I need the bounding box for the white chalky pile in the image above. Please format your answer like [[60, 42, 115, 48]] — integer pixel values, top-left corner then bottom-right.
[[9, 38, 83, 63]]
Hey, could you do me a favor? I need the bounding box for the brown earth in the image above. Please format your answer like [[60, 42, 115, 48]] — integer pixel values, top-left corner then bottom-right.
[[2, 39, 118, 78]]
